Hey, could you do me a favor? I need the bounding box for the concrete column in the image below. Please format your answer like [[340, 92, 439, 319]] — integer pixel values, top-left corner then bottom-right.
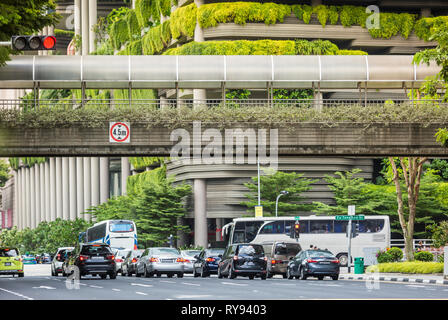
[[44, 161, 50, 221], [100, 157, 109, 204], [88, 0, 97, 53], [62, 157, 70, 220], [39, 163, 45, 223], [76, 157, 84, 218], [194, 179, 207, 247], [30, 166, 36, 229], [49, 158, 56, 221], [83, 157, 91, 221], [121, 157, 130, 195], [69, 157, 77, 220], [55, 157, 62, 219], [216, 218, 224, 242], [176, 217, 188, 247], [34, 165, 40, 226], [313, 91, 323, 112], [21, 168, 26, 229], [81, 0, 89, 55], [91, 157, 100, 210], [25, 168, 30, 229], [15, 171, 20, 229], [193, 0, 206, 109], [421, 8, 431, 18]]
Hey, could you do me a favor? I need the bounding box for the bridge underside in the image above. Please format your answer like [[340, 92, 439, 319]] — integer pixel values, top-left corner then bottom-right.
[[0, 122, 445, 157]]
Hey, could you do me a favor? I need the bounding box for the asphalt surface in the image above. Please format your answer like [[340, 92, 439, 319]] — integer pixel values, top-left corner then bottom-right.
[[0, 265, 448, 300]]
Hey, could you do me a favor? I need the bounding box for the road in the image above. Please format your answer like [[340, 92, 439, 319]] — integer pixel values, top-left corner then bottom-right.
[[1, 265, 448, 301]]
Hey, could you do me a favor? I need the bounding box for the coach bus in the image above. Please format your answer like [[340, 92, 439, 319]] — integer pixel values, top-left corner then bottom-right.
[[86, 220, 138, 251], [221, 215, 390, 266]]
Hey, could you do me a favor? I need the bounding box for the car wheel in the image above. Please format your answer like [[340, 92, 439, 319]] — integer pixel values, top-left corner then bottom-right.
[[177, 273, 184, 278], [300, 267, 307, 280], [332, 274, 339, 281], [248, 275, 254, 280], [286, 267, 293, 280], [337, 253, 349, 267], [218, 267, 223, 279], [18, 273, 24, 278], [109, 272, 117, 280], [101, 274, 107, 279], [167, 273, 173, 278], [261, 274, 267, 280], [318, 276, 324, 280]]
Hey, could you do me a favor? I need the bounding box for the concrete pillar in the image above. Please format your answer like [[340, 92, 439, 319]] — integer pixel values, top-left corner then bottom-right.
[[15, 170, 20, 229], [39, 163, 45, 223], [313, 91, 323, 112], [176, 217, 188, 247], [193, 0, 206, 109], [76, 157, 84, 218], [194, 179, 207, 247], [121, 157, 130, 195], [100, 157, 109, 204], [83, 157, 91, 221], [21, 168, 26, 229], [81, 0, 89, 55], [30, 167, 36, 229], [91, 157, 100, 210], [25, 168, 30, 229], [69, 157, 77, 220], [44, 161, 50, 222], [421, 8, 431, 18], [49, 158, 56, 221], [88, 0, 97, 53], [62, 157, 70, 220], [55, 157, 63, 219], [34, 164, 40, 226]]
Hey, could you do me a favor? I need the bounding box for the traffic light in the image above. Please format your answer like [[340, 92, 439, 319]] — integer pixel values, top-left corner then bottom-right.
[[294, 221, 300, 239], [352, 223, 359, 238], [11, 35, 56, 51]]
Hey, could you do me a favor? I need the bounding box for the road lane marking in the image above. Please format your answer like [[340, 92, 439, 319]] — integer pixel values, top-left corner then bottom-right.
[[182, 282, 200, 287], [0, 287, 34, 300], [135, 291, 147, 296], [131, 283, 153, 288], [112, 288, 121, 292], [175, 295, 212, 299], [89, 285, 103, 289], [32, 286, 56, 290], [160, 280, 176, 284], [220, 281, 248, 286]]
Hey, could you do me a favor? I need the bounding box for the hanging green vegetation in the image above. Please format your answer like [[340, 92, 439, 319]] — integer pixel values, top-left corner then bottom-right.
[[142, 20, 171, 55], [414, 16, 448, 41], [9, 157, 47, 170], [169, 3, 197, 39], [109, 18, 130, 50], [129, 157, 167, 170]]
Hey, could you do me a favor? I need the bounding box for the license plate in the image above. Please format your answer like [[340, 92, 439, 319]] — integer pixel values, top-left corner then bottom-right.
[[4, 262, 11, 266], [320, 262, 330, 264], [92, 256, 103, 261]]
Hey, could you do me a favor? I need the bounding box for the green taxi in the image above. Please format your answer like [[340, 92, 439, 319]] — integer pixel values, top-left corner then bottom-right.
[[0, 248, 24, 277]]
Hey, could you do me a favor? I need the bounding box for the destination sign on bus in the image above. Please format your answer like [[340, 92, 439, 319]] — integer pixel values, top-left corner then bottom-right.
[[335, 215, 365, 221]]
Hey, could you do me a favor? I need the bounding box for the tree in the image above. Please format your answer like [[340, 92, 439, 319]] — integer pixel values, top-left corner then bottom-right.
[[241, 170, 316, 216], [0, 0, 60, 66], [0, 159, 11, 187], [427, 221, 448, 248], [388, 157, 427, 261]]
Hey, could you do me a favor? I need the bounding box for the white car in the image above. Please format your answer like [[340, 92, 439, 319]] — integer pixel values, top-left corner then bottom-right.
[[180, 250, 202, 273], [51, 247, 74, 276]]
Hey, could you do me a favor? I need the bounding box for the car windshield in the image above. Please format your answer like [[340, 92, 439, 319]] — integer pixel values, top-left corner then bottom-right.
[[238, 245, 264, 256], [308, 250, 335, 258], [152, 248, 180, 255], [0, 248, 18, 257], [274, 243, 301, 256], [131, 250, 144, 257], [81, 245, 112, 255], [182, 250, 201, 257], [206, 249, 225, 256], [117, 250, 131, 257]]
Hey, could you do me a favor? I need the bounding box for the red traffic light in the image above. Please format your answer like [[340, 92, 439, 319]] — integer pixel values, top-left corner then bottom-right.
[[11, 35, 56, 51]]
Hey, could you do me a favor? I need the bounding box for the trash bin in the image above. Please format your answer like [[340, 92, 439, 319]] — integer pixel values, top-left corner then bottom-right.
[[354, 257, 364, 274]]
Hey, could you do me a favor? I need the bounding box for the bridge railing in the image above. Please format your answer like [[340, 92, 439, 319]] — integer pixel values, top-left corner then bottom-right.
[[0, 98, 446, 111]]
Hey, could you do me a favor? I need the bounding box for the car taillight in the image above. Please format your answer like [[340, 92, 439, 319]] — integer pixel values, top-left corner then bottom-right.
[[206, 258, 215, 262], [183, 259, 190, 263], [271, 259, 281, 264], [331, 259, 340, 264], [307, 259, 318, 263], [79, 255, 89, 262], [176, 258, 185, 263], [115, 258, 123, 263], [106, 255, 115, 260], [149, 257, 159, 263], [131, 258, 138, 263]]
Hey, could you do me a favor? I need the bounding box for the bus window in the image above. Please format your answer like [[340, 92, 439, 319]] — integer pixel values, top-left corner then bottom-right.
[[310, 220, 333, 233], [359, 219, 385, 233], [334, 221, 348, 233], [232, 230, 245, 244], [299, 220, 309, 234], [260, 221, 284, 234], [245, 221, 264, 242]]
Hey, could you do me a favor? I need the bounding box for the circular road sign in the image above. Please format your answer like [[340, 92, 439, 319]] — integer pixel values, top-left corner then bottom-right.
[[109, 122, 130, 143]]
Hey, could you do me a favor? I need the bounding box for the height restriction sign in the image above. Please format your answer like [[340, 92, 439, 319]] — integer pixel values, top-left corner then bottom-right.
[[109, 122, 130, 143]]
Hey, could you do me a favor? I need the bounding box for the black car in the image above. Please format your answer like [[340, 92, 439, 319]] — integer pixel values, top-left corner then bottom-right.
[[192, 248, 225, 277], [287, 249, 339, 280], [217, 244, 267, 280], [122, 249, 144, 276], [66, 243, 117, 279]]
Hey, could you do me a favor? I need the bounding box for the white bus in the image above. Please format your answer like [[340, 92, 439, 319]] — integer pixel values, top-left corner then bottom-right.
[[222, 215, 390, 266], [86, 220, 138, 251]]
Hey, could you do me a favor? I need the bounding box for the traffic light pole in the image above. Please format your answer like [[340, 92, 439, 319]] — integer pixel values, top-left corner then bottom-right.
[[347, 219, 352, 273]]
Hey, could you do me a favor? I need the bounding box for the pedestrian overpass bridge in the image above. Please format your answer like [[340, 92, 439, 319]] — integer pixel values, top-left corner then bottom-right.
[[0, 55, 445, 157]]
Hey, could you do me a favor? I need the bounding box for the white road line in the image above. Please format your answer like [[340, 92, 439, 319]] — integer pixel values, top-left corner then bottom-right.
[[112, 288, 121, 292], [182, 282, 200, 287], [220, 281, 249, 286], [131, 283, 153, 288], [0, 287, 34, 300], [89, 285, 103, 289], [406, 285, 426, 288], [32, 286, 56, 290], [160, 280, 176, 284], [135, 291, 147, 296], [175, 295, 212, 299]]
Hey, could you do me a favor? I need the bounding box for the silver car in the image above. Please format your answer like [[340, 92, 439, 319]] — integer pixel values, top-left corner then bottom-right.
[[114, 249, 132, 275], [180, 250, 202, 273], [136, 247, 185, 278], [51, 247, 74, 277]]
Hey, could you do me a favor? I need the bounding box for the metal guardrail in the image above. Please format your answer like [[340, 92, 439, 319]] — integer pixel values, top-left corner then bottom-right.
[[0, 98, 446, 111]]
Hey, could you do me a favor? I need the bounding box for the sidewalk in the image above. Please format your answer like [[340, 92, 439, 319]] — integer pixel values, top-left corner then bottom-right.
[[339, 272, 448, 285]]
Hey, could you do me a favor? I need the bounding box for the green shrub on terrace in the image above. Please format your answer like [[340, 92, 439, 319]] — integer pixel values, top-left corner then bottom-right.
[[129, 157, 167, 170], [169, 3, 197, 39], [368, 12, 417, 39], [142, 20, 171, 55], [414, 16, 448, 41]]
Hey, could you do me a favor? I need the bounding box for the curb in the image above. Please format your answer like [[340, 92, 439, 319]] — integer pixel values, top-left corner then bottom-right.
[[339, 274, 448, 285]]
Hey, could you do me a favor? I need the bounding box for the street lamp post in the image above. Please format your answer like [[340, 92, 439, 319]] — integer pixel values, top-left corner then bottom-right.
[[275, 191, 289, 217]]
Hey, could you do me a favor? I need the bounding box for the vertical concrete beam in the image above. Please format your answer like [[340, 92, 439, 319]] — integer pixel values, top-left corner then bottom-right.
[[194, 179, 207, 247], [88, 0, 97, 53], [76, 157, 84, 218], [62, 157, 70, 220], [100, 157, 109, 204], [14, 170, 20, 229], [25, 168, 30, 229], [49, 158, 56, 221], [193, 0, 206, 108], [39, 163, 45, 223], [81, 0, 89, 55], [91, 157, 100, 214], [45, 161, 51, 221], [216, 218, 223, 242], [121, 157, 130, 196], [69, 157, 77, 220], [30, 166, 35, 229], [83, 157, 91, 221], [34, 164, 40, 226], [21, 168, 26, 229], [55, 157, 63, 220]]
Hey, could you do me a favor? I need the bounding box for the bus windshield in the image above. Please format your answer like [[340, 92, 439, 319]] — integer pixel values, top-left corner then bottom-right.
[[109, 221, 134, 233]]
